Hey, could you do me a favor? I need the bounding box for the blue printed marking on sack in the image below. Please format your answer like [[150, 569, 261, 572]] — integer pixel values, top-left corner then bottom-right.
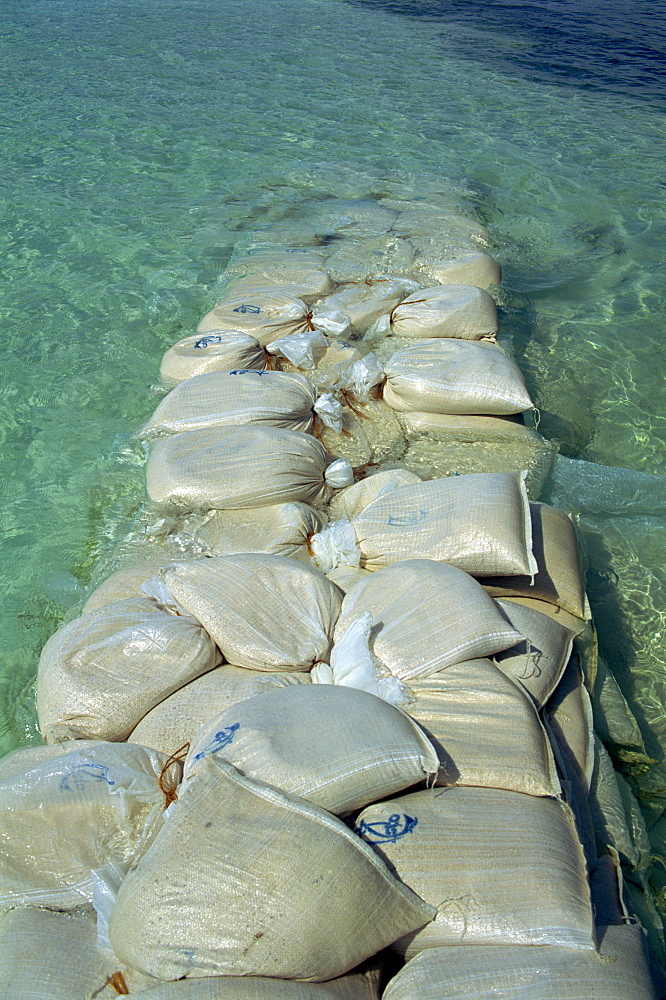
[[355, 813, 418, 844], [193, 722, 241, 761], [193, 335, 230, 349], [233, 304, 261, 314], [59, 764, 115, 792], [387, 510, 427, 527], [229, 369, 270, 376]]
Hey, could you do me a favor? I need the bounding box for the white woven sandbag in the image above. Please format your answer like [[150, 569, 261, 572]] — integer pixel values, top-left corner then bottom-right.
[[275, 338, 367, 389], [0, 741, 173, 909], [417, 249, 501, 289], [589, 736, 649, 870], [108, 757, 436, 981], [483, 502, 590, 619], [493, 599, 576, 707], [146, 424, 352, 511], [333, 560, 523, 682], [127, 969, 380, 999], [141, 371, 318, 439], [404, 658, 560, 797], [545, 658, 595, 793], [129, 666, 312, 756], [324, 235, 415, 282], [383, 340, 532, 415], [392, 210, 491, 246], [308, 199, 398, 239], [350, 472, 538, 576], [316, 399, 406, 470], [82, 554, 180, 615], [381, 927, 660, 1000], [190, 502, 326, 560], [37, 596, 218, 742], [356, 786, 594, 956], [318, 276, 419, 334], [223, 249, 327, 277], [159, 332, 266, 386], [328, 469, 422, 522], [163, 553, 342, 672], [325, 564, 372, 592], [183, 685, 439, 815], [389, 285, 498, 341], [222, 268, 334, 304], [197, 292, 312, 346]]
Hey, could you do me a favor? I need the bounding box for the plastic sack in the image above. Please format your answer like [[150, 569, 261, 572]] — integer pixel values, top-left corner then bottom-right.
[[392, 210, 491, 246], [389, 285, 498, 340], [316, 399, 406, 471], [108, 757, 436, 981], [544, 657, 596, 794], [82, 554, 181, 615], [328, 468, 423, 522], [197, 292, 313, 346], [274, 338, 367, 391], [324, 235, 415, 282], [415, 250, 501, 290], [222, 267, 334, 304], [0, 741, 175, 909], [312, 613, 408, 708], [125, 970, 382, 999], [265, 329, 328, 369], [159, 332, 266, 386], [493, 598, 576, 707], [183, 684, 439, 814], [186, 501, 326, 561], [318, 276, 420, 334], [310, 518, 360, 573], [36, 596, 218, 742]]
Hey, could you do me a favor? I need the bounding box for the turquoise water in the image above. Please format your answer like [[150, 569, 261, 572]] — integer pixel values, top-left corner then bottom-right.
[[1, 0, 665, 914]]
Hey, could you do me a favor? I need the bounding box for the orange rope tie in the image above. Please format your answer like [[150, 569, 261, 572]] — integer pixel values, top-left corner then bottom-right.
[[158, 742, 191, 808], [107, 971, 130, 995]]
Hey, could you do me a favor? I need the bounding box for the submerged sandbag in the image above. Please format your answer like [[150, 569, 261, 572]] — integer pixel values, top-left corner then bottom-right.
[[388, 285, 498, 341], [0, 741, 173, 909], [37, 597, 218, 743], [318, 276, 419, 333], [197, 292, 313, 345], [108, 757, 436, 981], [493, 599, 576, 707], [316, 399, 406, 469], [82, 554, 180, 615], [162, 553, 342, 671], [159, 332, 266, 386], [130, 666, 312, 757], [416, 248, 501, 289], [545, 657, 596, 794], [356, 786, 594, 956], [146, 425, 352, 511], [187, 502, 326, 560], [274, 338, 367, 389], [324, 235, 415, 282], [183, 685, 439, 815], [383, 340, 533, 416], [222, 267, 334, 304], [127, 969, 381, 999], [404, 658, 560, 797]]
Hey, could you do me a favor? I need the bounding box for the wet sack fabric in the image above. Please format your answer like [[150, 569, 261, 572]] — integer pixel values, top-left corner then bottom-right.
[[159, 332, 266, 386]]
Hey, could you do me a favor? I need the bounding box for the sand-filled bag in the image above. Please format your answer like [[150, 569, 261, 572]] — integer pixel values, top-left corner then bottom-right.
[[222, 267, 334, 304], [183, 685, 439, 815], [545, 657, 595, 793], [416, 249, 501, 289], [324, 235, 415, 282], [146, 424, 353, 511], [332, 560, 522, 682], [404, 658, 560, 797], [224, 249, 328, 276], [315, 399, 407, 471], [274, 337, 367, 390], [328, 469, 422, 522], [126, 969, 381, 1000], [388, 285, 498, 341], [348, 471, 537, 576], [383, 340, 533, 416], [197, 292, 313, 346], [483, 501, 590, 619], [162, 553, 342, 672], [129, 666, 312, 757], [82, 554, 181, 615], [108, 757, 435, 982], [37, 596, 218, 742], [381, 926, 660, 1000], [392, 210, 491, 246], [189, 501, 326, 560], [318, 276, 419, 334], [159, 332, 266, 386], [141, 370, 319, 439], [493, 598, 577, 707], [0, 741, 173, 909], [356, 786, 594, 956]]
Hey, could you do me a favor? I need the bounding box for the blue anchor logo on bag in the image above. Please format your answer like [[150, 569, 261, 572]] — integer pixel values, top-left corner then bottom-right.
[[59, 763, 115, 791], [232, 304, 261, 314], [193, 722, 241, 761], [355, 813, 418, 844], [387, 510, 427, 527], [229, 369, 270, 376], [193, 335, 227, 349]]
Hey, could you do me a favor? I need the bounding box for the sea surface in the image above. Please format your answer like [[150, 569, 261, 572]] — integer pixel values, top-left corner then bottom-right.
[[1, 0, 665, 931]]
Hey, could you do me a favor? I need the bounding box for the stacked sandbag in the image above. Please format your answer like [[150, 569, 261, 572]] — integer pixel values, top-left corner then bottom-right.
[[159, 331, 267, 386], [273, 336, 367, 389], [197, 292, 314, 345], [126, 969, 382, 999], [387, 285, 498, 341], [316, 275, 420, 334], [184, 501, 326, 560], [221, 266, 334, 304]]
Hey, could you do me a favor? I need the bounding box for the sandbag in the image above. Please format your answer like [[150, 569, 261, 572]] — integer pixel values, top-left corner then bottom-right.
[[333, 560, 523, 681], [544, 657, 595, 795], [308, 199, 397, 239], [381, 927, 660, 1000], [223, 249, 328, 277], [392, 210, 491, 246], [383, 340, 532, 416], [404, 658, 560, 797], [416, 248, 501, 289], [0, 741, 173, 909], [187, 502, 326, 560], [356, 786, 594, 956], [222, 267, 334, 304], [589, 736, 648, 870], [127, 970, 380, 999], [388, 286, 498, 341], [82, 554, 180, 615], [324, 235, 415, 282], [146, 425, 352, 511], [159, 332, 266, 386], [325, 564, 372, 593], [349, 471, 538, 576], [140, 371, 319, 439], [37, 596, 218, 742], [316, 399, 406, 470], [493, 598, 576, 707], [108, 757, 436, 981], [328, 468, 422, 522], [183, 685, 439, 815], [130, 666, 312, 756], [318, 276, 419, 333], [274, 337, 367, 390], [482, 501, 590, 619], [162, 553, 342, 671], [197, 292, 313, 346]]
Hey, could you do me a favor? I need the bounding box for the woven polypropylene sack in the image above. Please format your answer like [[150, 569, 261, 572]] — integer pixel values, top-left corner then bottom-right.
[[183, 684, 439, 815], [328, 469, 422, 522], [146, 425, 338, 511], [383, 340, 532, 415], [163, 553, 342, 671], [125, 970, 381, 999], [356, 786, 594, 956], [141, 371, 318, 439], [275, 339, 366, 391], [197, 293, 312, 346], [37, 597, 218, 742], [319, 277, 417, 334], [108, 757, 435, 982], [160, 332, 266, 386], [350, 472, 537, 576], [545, 657, 595, 793], [389, 286, 498, 340], [381, 926, 660, 1000], [417, 249, 501, 289], [0, 741, 173, 909], [129, 666, 312, 757], [483, 502, 589, 618], [222, 268, 334, 304], [333, 560, 522, 681], [392, 210, 491, 246], [190, 502, 326, 560], [324, 235, 415, 282], [493, 599, 576, 707], [82, 555, 180, 615], [404, 658, 560, 797]]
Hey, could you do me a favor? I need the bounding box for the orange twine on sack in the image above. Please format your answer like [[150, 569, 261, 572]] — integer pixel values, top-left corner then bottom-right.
[[158, 742, 190, 808], [107, 971, 130, 995]]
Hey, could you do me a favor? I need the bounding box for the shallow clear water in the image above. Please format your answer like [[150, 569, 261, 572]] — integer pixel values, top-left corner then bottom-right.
[[1, 0, 665, 914]]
